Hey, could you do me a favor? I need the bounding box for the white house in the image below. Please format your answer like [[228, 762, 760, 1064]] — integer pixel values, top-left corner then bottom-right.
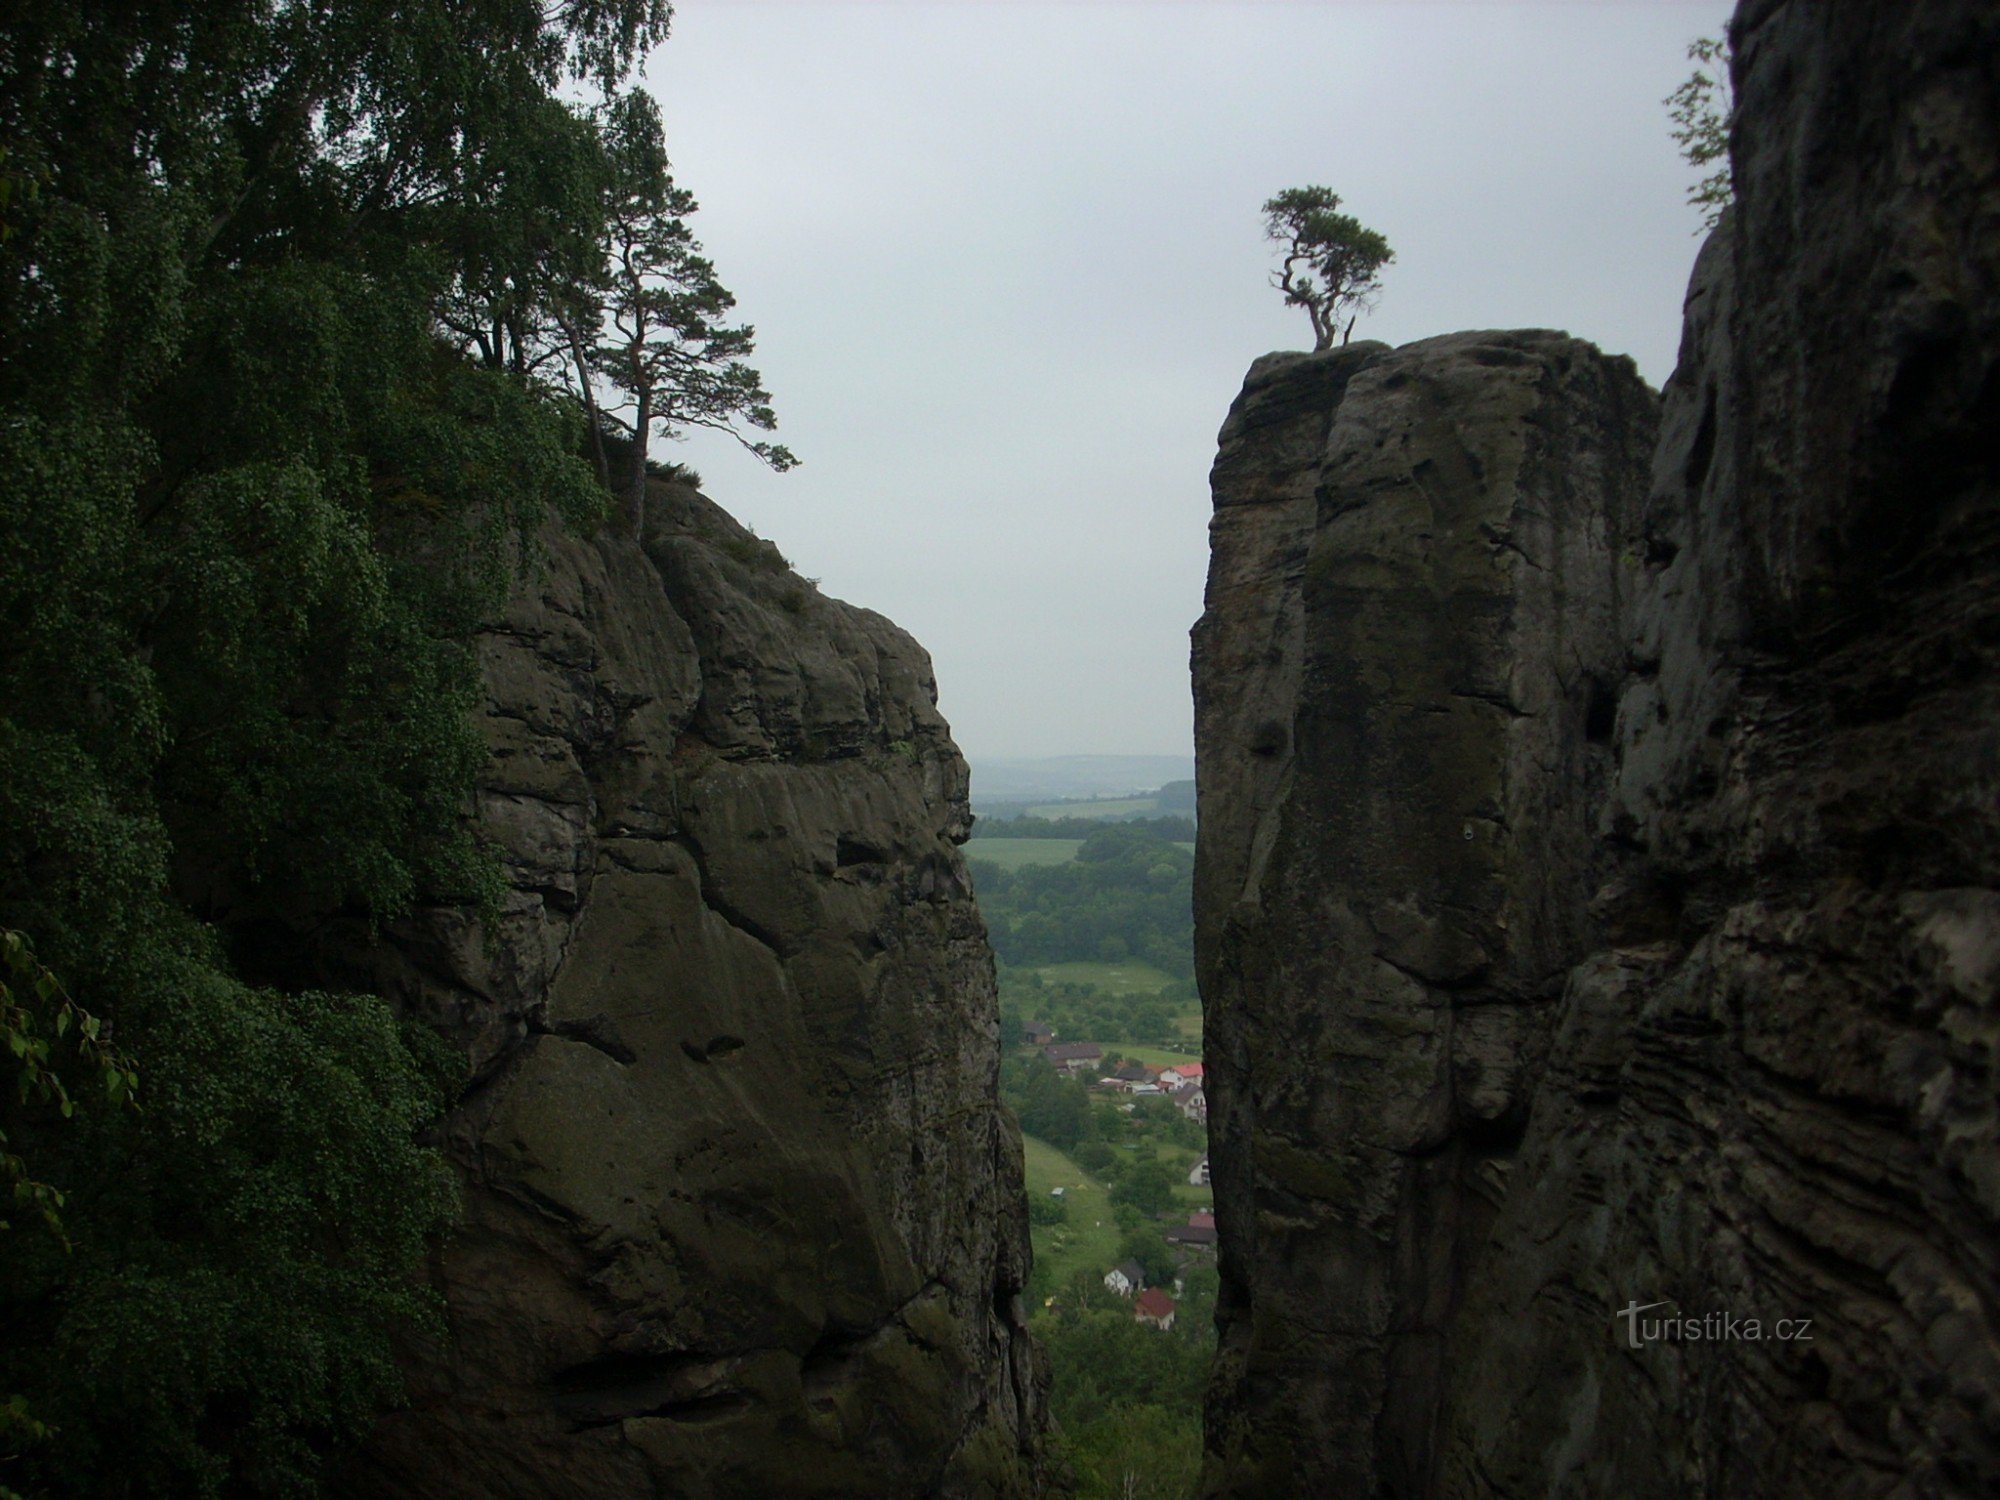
[[1104, 1259, 1146, 1298]]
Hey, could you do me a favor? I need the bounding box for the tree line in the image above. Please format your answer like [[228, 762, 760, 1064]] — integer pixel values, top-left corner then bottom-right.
[[974, 812, 1195, 842], [971, 825, 1195, 978]]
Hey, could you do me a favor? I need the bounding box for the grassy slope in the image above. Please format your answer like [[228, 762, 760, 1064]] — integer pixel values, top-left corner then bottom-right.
[[1020, 1134, 1122, 1298]]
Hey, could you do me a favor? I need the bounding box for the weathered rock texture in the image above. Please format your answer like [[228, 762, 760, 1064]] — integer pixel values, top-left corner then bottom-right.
[[336, 485, 1046, 1497], [1193, 1, 2000, 1495], [1192, 331, 1658, 1493]]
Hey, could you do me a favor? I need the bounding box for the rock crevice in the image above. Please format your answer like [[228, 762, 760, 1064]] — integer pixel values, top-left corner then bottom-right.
[[1192, 4, 1998, 1494]]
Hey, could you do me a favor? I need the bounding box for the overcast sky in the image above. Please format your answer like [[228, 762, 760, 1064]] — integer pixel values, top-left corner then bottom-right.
[[643, 0, 1733, 761]]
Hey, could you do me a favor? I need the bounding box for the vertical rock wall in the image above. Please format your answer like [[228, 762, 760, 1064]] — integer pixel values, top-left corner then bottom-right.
[[1192, 333, 1657, 1494], [1192, 1, 1999, 1495], [336, 485, 1046, 1497]]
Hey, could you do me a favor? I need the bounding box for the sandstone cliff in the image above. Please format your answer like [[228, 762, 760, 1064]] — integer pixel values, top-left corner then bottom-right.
[[336, 484, 1046, 1497], [1192, 331, 1658, 1493], [1192, 1, 1999, 1494]]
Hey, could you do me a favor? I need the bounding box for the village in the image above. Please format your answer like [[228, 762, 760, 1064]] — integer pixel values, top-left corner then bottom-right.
[[1014, 1022, 1214, 1337]]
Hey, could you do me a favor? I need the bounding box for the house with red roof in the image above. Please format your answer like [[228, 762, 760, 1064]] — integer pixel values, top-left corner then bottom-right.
[[1133, 1288, 1177, 1331]]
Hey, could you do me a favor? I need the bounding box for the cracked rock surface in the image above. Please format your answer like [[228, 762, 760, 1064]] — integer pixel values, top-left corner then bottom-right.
[[1192, 2, 1999, 1495], [338, 483, 1047, 1497]]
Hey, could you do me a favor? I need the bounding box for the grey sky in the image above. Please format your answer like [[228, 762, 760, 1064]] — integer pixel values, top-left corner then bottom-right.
[[644, 1, 1733, 760]]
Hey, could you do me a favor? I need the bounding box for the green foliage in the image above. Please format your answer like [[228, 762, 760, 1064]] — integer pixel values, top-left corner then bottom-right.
[[1004, 1056, 1098, 1151], [1033, 1304, 1210, 1499], [592, 88, 796, 531], [0, 0, 678, 1489], [0, 932, 138, 1498], [1072, 1139, 1117, 1175], [1262, 185, 1395, 351], [1111, 1158, 1181, 1218], [1027, 1192, 1071, 1228], [1, 970, 459, 1498], [0, 932, 137, 1240], [972, 825, 1194, 981], [1119, 1228, 1176, 1289], [1665, 35, 1735, 232], [1064, 1401, 1202, 1500]]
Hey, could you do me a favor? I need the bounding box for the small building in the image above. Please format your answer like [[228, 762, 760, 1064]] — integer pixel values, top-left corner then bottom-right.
[[1189, 1156, 1211, 1187], [1042, 1041, 1102, 1074], [1188, 1210, 1216, 1230], [1104, 1259, 1146, 1298], [1023, 1021, 1054, 1047], [1133, 1287, 1177, 1331], [1172, 1082, 1207, 1124], [1165, 1224, 1218, 1251]]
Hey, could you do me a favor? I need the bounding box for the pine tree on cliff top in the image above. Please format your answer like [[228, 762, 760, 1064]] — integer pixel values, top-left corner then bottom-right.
[[1262, 186, 1395, 351]]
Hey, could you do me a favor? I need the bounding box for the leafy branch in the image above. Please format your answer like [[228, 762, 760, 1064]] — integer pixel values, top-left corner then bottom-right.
[[1, 929, 138, 1241], [1665, 35, 1735, 233]]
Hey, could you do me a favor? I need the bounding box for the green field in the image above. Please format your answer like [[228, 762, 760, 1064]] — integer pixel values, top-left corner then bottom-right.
[[965, 837, 1085, 870], [1026, 796, 1161, 820], [966, 838, 1191, 873], [1032, 959, 1177, 995], [1021, 1134, 1121, 1297]]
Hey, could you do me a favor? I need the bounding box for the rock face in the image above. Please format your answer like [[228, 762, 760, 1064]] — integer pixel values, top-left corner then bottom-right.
[[340, 484, 1046, 1497], [1192, 331, 1659, 1493], [1192, 1, 2000, 1495]]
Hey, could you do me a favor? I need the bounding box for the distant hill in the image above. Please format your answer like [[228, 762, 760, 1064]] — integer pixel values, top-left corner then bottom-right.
[[970, 754, 1196, 805]]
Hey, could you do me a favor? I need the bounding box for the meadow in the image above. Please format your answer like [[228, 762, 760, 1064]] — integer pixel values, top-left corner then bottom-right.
[[1030, 959, 1177, 995], [964, 837, 1085, 870], [1020, 1135, 1121, 1298]]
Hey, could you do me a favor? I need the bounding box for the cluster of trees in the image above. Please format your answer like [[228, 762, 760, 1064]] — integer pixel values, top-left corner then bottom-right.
[[0, 2, 786, 1491], [1001, 971, 1198, 1052], [1031, 1263, 1218, 1499], [972, 825, 1195, 977]]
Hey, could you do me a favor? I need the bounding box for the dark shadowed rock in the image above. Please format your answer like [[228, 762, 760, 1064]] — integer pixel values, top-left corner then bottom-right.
[[336, 484, 1048, 1497], [1192, 1, 1999, 1495], [1192, 331, 1656, 1495]]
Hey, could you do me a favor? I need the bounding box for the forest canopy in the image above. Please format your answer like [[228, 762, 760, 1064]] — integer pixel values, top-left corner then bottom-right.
[[971, 825, 1195, 979], [0, 2, 780, 1492]]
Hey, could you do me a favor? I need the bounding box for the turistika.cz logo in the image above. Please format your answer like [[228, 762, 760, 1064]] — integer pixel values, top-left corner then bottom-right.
[[1616, 1301, 1814, 1350]]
